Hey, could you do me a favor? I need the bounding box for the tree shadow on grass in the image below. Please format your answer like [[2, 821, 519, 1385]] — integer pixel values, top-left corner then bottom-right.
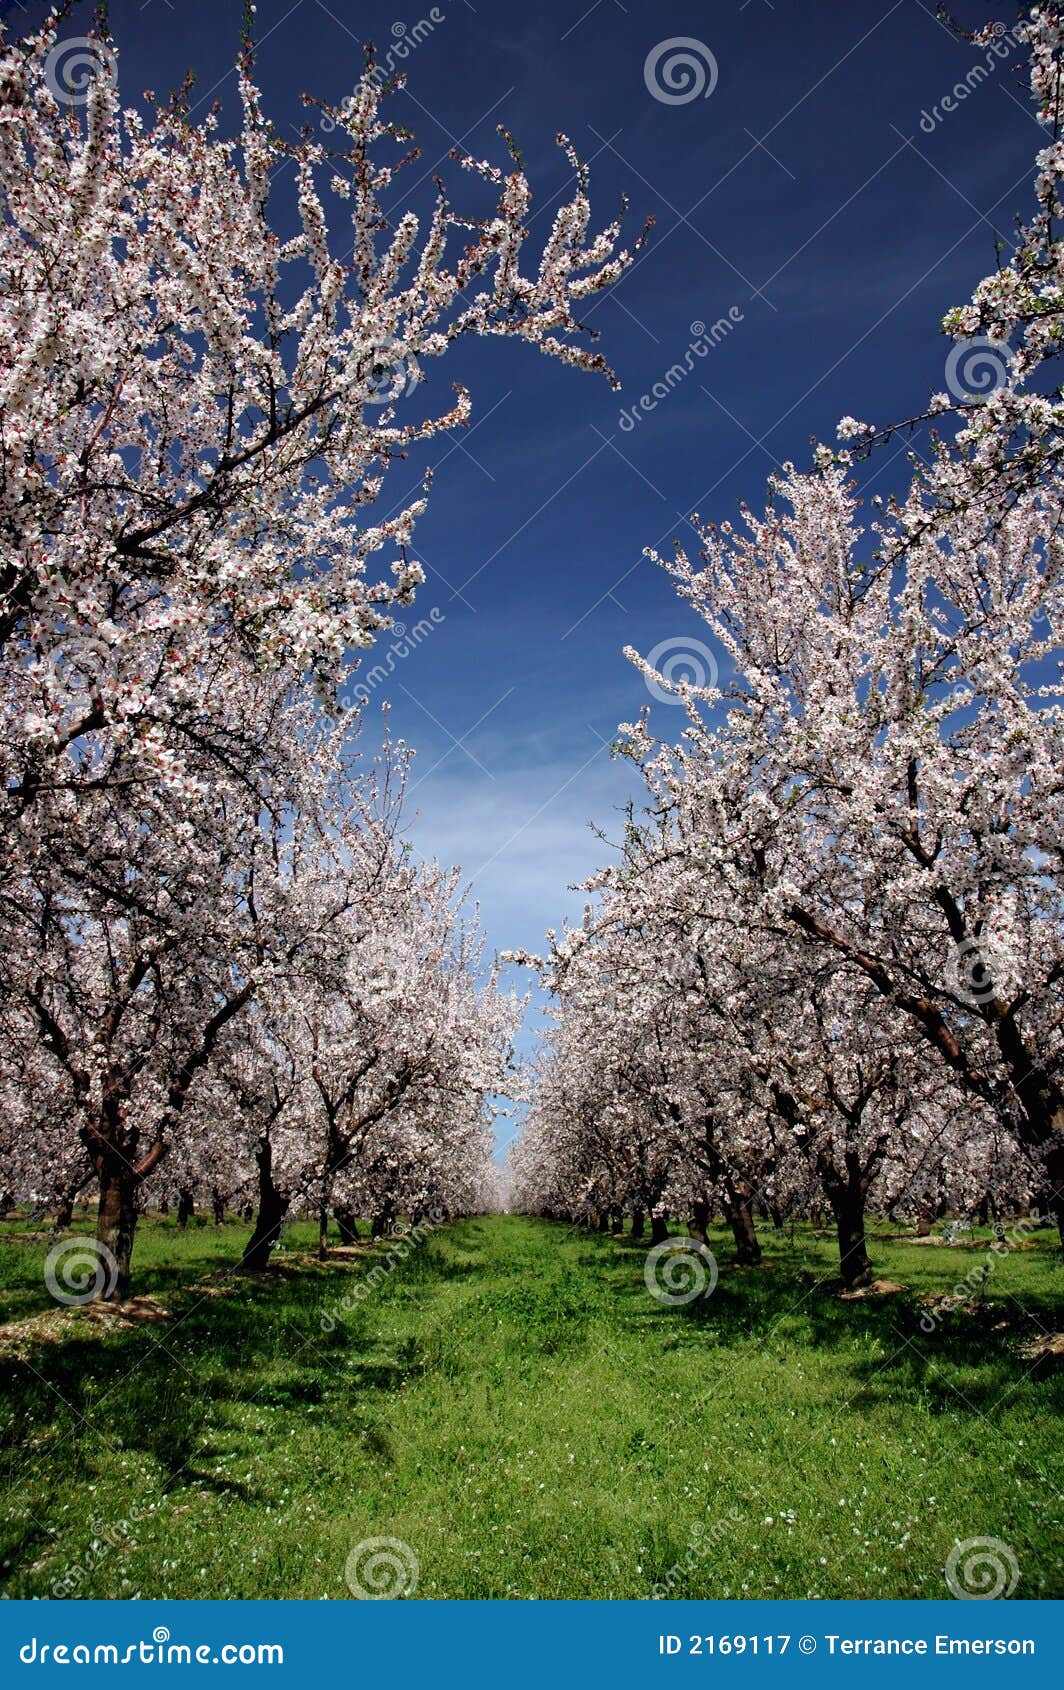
[[0, 1255, 427, 1502], [591, 1228, 1063, 1424]]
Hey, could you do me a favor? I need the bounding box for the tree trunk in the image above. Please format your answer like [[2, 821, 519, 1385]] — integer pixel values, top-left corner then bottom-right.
[[95, 1162, 138, 1300], [335, 1205, 360, 1245], [649, 1214, 669, 1246], [1043, 1137, 1064, 1257], [241, 1138, 290, 1273], [371, 1204, 396, 1239], [630, 1209, 645, 1239], [722, 1189, 762, 1266], [689, 1198, 710, 1244], [597, 1210, 610, 1233], [177, 1187, 194, 1228], [817, 1142, 886, 1290], [53, 1166, 93, 1233], [831, 1189, 874, 1290], [211, 1187, 226, 1226]]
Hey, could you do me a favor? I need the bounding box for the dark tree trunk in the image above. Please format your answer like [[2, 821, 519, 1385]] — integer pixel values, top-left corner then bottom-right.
[[241, 1138, 290, 1273], [689, 1198, 710, 1244], [53, 1166, 92, 1233], [371, 1204, 396, 1239], [1044, 1138, 1064, 1257], [318, 1111, 353, 1258], [649, 1214, 669, 1246], [831, 1189, 874, 1290], [817, 1141, 887, 1290], [335, 1205, 360, 1245], [176, 1187, 194, 1228], [722, 1189, 762, 1266], [211, 1187, 226, 1226], [630, 1210, 645, 1239], [95, 1162, 138, 1300], [698, 1115, 761, 1266], [610, 1207, 624, 1234], [597, 1210, 610, 1233]]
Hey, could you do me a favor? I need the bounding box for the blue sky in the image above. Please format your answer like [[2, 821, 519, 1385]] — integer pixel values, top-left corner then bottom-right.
[[10, 0, 1039, 1138]]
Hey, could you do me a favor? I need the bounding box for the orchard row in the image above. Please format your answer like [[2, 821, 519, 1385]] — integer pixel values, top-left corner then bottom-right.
[[0, 13, 641, 1296], [509, 10, 1064, 1286]]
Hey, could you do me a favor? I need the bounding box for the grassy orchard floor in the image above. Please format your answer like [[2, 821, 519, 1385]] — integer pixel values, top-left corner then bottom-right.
[[0, 1213, 1062, 1600]]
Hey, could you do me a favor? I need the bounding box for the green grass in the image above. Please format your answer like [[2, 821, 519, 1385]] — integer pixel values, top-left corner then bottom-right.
[[0, 1212, 1061, 1599]]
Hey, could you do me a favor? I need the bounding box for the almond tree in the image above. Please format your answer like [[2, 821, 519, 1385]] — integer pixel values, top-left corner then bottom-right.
[[514, 9, 1063, 1267], [0, 13, 641, 852], [0, 8, 639, 1290], [626, 457, 1063, 1248], [202, 818, 518, 1271]]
